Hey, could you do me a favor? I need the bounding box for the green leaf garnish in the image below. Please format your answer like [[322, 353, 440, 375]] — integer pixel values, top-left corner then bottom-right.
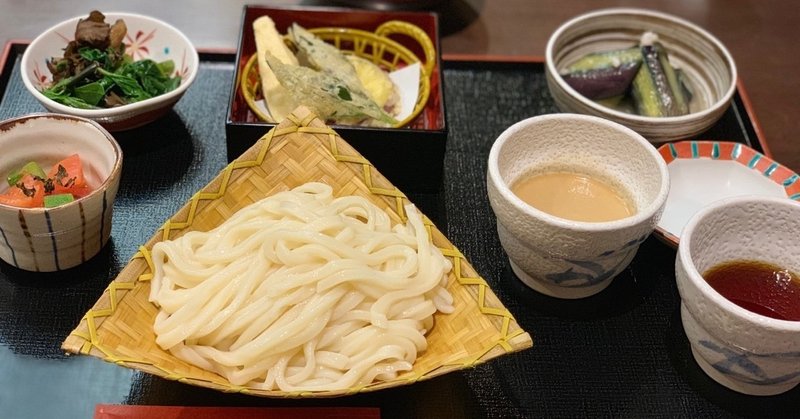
[[74, 81, 106, 105], [337, 86, 352, 101]]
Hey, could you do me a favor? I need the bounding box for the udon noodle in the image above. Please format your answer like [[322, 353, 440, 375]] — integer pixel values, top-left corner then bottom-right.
[[148, 182, 454, 391]]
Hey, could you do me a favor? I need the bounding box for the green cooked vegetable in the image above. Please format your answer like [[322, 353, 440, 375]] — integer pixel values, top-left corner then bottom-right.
[[631, 43, 689, 117], [7, 161, 46, 186], [42, 46, 180, 109], [561, 47, 643, 100], [42, 12, 182, 111], [43, 193, 75, 208]]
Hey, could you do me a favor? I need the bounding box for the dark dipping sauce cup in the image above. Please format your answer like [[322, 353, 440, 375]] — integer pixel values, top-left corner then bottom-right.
[[675, 195, 800, 396]]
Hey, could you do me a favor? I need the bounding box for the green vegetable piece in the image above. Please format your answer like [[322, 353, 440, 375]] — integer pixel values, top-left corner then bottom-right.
[[337, 86, 352, 101], [8, 170, 25, 186], [97, 68, 151, 102], [140, 75, 167, 97], [43, 193, 75, 208], [565, 47, 642, 73], [78, 47, 107, 63], [676, 69, 694, 102], [41, 62, 102, 109], [123, 59, 180, 97], [40, 46, 181, 110], [42, 89, 95, 109], [656, 44, 690, 115], [77, 46, 125, 71], [7, 161, 46, 186], [163, 76, 181, 92], [74, 81, 107, 106], [23, 161, 47, 178], [631, 43, 689, 117], [48, 62, 100, 93], [561, 47, 643, 100], [156, 60, 175, 77]]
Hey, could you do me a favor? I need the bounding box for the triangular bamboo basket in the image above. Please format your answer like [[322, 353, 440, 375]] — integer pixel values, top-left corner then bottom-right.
[[62, 106, 532, 397]]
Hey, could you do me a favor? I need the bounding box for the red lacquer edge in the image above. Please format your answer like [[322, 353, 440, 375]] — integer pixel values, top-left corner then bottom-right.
[[734, 77, 770, 157], [1, 39, 27, 70]]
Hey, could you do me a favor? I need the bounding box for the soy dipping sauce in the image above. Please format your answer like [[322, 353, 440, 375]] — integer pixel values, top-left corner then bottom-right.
[[703, 260, 800, 321]]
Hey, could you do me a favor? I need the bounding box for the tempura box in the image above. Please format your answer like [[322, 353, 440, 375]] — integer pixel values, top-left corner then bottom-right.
[[225, 5, 447, 192]]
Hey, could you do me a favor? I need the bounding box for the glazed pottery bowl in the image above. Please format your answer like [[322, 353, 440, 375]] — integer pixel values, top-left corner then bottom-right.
[[21, 12, 199, 131], [486, 113, 669, 299], [675, 196, 800, 396], [545, 8, 737, 143], [0, 113, 123, 271]]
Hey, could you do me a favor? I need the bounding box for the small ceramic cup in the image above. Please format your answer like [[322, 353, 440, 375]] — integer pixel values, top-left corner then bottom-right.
[[487, 113, 669, 299], [676, 196, 800, 396], [0, 114, 123, 272]]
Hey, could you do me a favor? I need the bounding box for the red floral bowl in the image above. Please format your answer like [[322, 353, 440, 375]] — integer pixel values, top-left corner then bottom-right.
[[20, 12, 199, 131]]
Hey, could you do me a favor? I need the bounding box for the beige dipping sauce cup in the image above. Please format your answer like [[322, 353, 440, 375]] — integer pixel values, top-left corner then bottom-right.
[[487, 113, 669, 299]]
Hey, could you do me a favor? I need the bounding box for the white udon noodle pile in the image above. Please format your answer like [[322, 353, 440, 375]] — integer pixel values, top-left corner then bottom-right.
[[148, 182, 454, 391]]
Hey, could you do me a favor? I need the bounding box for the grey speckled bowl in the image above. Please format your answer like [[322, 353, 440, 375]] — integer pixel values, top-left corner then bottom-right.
[[486, 113, 669, 299], [676, 196, 800, 395], [545, 8, 737, 143]]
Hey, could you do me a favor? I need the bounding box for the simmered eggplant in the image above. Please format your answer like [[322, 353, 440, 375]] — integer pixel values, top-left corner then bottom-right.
[[560, 47, 642, 100], [560, 32, 696, 117], [631, 43, 690, 117]]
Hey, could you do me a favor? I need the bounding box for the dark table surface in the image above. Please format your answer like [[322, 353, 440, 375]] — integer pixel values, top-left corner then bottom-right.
[[1, 45, 798, 418]]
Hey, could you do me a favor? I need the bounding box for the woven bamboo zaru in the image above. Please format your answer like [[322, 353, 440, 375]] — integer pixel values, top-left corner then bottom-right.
[[62, 106, 533, 398], [242, 20, 434, 128]]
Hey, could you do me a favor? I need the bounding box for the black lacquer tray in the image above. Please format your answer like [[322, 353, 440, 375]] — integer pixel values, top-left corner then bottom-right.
[[0, 44, 796, 418]]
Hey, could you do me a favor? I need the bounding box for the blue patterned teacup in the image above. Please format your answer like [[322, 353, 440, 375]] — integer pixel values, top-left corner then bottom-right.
[[487, 114, 669, 299], [676, 196, 800, 395]]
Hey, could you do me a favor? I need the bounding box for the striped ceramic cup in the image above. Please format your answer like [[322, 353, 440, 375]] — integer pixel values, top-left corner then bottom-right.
[[0, 114, 123, 272]]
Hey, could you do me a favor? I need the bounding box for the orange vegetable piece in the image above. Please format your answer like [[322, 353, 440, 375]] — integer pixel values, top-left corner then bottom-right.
[[47, 154, 89, 197], [0, 174, 45, 208]]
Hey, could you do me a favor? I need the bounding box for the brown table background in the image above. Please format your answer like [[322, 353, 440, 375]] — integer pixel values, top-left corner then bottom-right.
[[1, 0, 798, 172]]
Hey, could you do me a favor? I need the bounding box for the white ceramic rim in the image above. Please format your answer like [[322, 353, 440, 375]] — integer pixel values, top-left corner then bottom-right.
[[678, 195, 800, 330], [0, 112, 123, 214], [20, 12, 199, 118], [545, 7, 738, 124], [487, 113, 670, 233], [653, 141, 799, 248]]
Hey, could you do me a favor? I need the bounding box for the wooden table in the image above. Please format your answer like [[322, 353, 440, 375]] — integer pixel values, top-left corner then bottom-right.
[[1, 0, 798, 171]]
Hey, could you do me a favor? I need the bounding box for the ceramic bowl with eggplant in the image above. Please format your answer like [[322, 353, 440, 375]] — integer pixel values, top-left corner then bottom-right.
[[545, 8, 737, 143]]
